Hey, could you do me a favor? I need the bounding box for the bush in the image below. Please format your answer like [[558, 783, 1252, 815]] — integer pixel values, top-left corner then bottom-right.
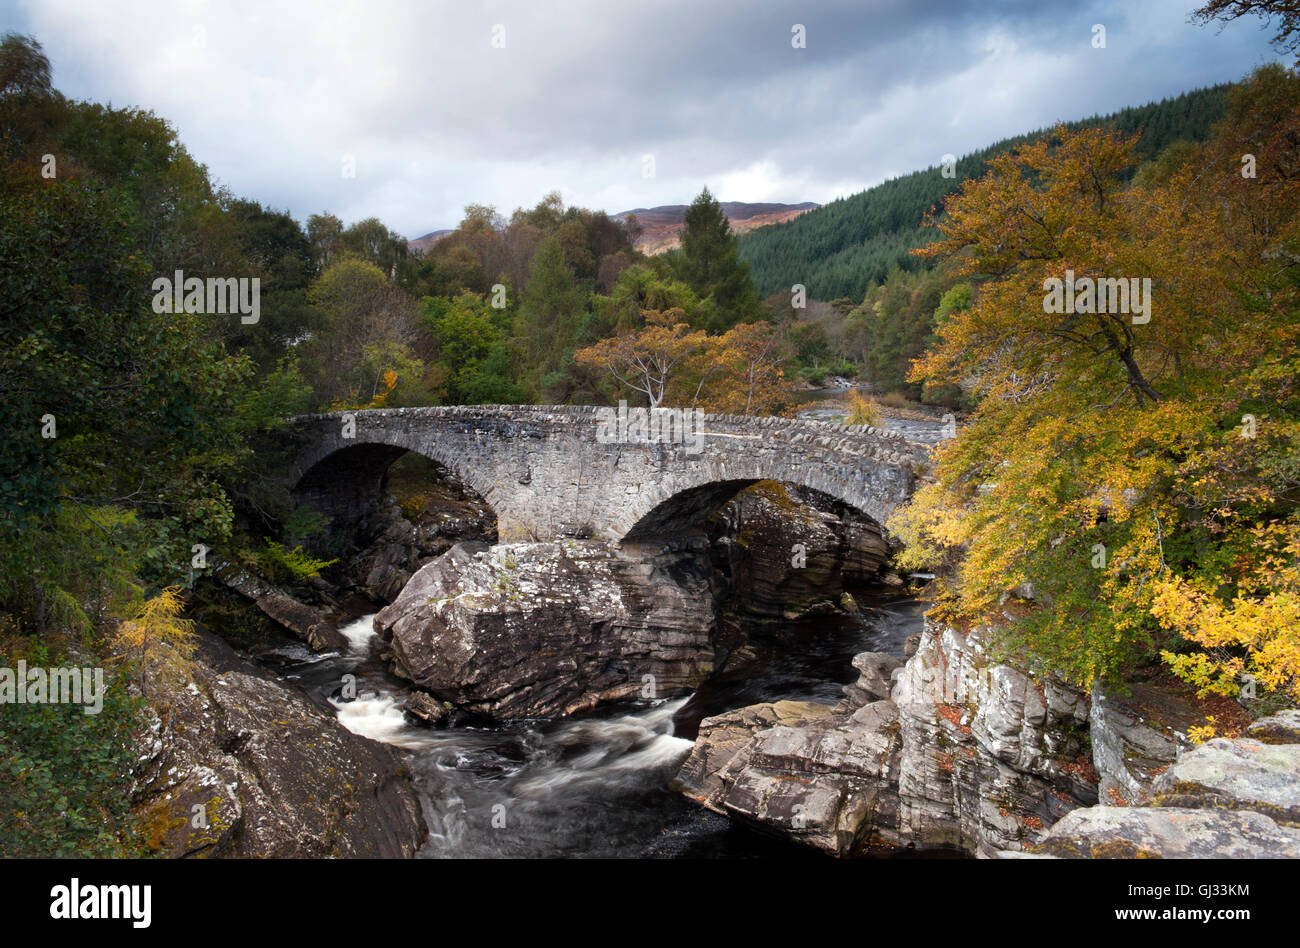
[[801, 366, 828, 387], [0, 640, 147, 857], [245, 541, 338, 585], [846, 391, 883, 427]]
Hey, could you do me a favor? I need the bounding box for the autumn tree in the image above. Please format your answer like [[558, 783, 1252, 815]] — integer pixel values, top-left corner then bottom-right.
[[891, 67, 1300, 698], [695, 320, 790, 415], [574, 309, 711, 408]]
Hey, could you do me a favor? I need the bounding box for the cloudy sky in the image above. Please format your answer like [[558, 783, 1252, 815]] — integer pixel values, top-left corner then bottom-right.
[[0, 0, 1280, 237]]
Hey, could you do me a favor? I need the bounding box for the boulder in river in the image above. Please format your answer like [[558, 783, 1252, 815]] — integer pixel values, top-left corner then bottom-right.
[[376, 539, 717, 719]]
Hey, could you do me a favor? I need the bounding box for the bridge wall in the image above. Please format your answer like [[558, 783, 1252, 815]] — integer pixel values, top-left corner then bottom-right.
[[288, 405, 927, 544]]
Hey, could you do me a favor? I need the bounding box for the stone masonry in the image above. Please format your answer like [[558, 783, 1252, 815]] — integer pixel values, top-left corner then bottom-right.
[[288, 405, 928, 545]]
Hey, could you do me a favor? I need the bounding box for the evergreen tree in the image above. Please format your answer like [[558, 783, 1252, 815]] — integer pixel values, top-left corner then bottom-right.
[[670, 187, 761, 331], [513, 238, 586, 399]]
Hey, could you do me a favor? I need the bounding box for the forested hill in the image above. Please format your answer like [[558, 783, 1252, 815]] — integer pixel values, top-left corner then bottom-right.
[[738, 83, 1233, 301]]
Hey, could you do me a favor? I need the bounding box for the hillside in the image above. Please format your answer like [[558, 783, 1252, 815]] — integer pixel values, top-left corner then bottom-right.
[[738, 84, 1233, 301], [408, 228, 454, 253], [614, 201, 818, 254]]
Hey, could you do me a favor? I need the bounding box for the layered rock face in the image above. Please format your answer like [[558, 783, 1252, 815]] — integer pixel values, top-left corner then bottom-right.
[[673, 622, 1098, 856], [674, 617, 1299, 858], [131, 631, 425, 858], [375, 539, 718, 718], [890, 624, 1097, 853]]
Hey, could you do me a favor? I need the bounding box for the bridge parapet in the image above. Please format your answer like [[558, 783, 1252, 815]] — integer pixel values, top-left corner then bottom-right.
[[286, 405, 929, 544]]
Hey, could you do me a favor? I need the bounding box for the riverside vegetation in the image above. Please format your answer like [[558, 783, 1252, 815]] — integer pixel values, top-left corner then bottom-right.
[[1, 0, 1297, 856]]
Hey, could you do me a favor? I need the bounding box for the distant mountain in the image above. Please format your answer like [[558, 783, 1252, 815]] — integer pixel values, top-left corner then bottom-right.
[[406, 203, 817, 258], [614, 201, 818, 254], [407, 229, 454, 253], [738, 84, 1234, 301]]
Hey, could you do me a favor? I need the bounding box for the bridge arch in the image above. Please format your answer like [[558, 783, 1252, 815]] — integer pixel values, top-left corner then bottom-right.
[[289, 421, 504, 550], [618, 471, 893, 545], [285, 406, 927, 547]]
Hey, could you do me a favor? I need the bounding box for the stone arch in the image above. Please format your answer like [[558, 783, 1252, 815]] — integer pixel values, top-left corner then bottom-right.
[[615, 464, 903, 545]]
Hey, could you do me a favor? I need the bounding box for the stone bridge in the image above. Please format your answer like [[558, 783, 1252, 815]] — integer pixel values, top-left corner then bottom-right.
[[287, 405, 929, 547]]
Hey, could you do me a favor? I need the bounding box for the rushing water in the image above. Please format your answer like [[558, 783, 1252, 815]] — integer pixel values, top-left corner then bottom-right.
[[263, 588, 922, 858]]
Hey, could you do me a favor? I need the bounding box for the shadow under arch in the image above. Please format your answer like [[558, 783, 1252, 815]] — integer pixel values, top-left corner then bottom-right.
[[619, 477, 888, 548], [291, 442, 499, 554]]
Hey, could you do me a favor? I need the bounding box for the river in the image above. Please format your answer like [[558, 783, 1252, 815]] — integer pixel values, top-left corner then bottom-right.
[[261, 587, 922, 858]]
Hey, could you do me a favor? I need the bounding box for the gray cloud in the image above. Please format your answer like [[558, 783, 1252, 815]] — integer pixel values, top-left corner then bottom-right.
[[1, 0, 1279, 235]]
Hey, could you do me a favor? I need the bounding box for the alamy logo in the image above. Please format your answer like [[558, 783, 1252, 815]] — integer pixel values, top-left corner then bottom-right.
[[595, 401, 704, 454], [0, 662, 105, 714], [50, 878, 151, 928], [151, 269, 260, 324], [1043, 269, 1151, 324]]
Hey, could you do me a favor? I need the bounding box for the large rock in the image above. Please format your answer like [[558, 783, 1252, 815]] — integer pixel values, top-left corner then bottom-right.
[[836, 651, 904, 710], [1151, 736, 1300, 826], [672, 699, 902, 856], [130, 631, 425, 858], [1247, 709, 1300, 744], [673, 622, 1099, 857], [1031, 807, 1300, 858], [1031, 711, 1300, 858], [376, 539, 717, 719]]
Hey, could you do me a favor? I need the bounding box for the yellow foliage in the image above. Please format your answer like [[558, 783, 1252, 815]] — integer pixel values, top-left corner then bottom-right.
[[111, 586, 198, 693], [1187, 717, 1217, 745], [886, 67, 1300, 691], [845, 391, 882, 427]]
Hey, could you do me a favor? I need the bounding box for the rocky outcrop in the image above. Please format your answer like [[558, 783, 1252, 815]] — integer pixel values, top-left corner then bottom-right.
[[130, 631, 425, 858], [674, 621, 1099, 856], [837, 651, 903, 709], [373, 479, 898, 723], [891, 624, 1095, 854], [1089, 685, 1189, 806], [706, 482, 893, 628], [676, 614, 1300, 859], [671, 698, 903, 855], [1030, 806, 1300, 858], [1032, 711, 1300, 858], [345, 494, 496, 602], [376, 539, 717, 718], [210, 558, 348, 651]]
